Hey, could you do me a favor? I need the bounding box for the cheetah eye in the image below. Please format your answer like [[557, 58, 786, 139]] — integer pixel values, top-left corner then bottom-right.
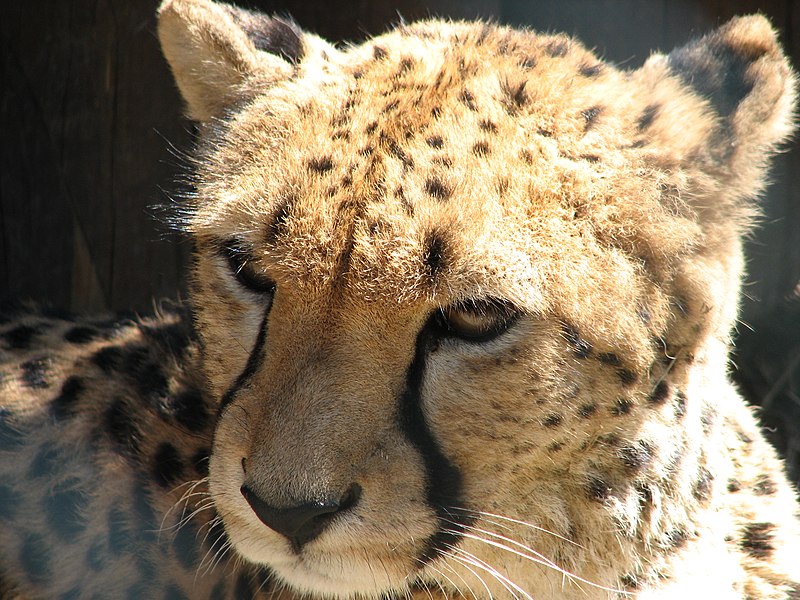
[[222, 241, 275, 295], [436, 298, 520, 343]]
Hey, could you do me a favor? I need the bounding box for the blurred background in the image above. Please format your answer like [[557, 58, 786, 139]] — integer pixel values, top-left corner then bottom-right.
[[1, 0, 799, 479]]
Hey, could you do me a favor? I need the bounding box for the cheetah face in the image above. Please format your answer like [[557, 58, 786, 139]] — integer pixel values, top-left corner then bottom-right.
[[158, 1, 794, 597]]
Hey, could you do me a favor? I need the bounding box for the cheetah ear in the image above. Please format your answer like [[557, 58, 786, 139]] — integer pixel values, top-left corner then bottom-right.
[[639, 15, 795, 199], [158, 0, 306, 121]]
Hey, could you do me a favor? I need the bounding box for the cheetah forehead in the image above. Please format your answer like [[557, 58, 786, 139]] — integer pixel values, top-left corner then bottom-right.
[[166, 12, 793, 314], [185, 21, 667, 306]]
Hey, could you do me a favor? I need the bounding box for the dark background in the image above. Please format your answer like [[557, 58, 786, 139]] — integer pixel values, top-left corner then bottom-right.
[[1, 1, 799, 475]]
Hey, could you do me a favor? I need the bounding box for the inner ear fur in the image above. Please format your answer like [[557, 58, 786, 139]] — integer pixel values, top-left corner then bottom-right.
[[158, 0, 301, 121]]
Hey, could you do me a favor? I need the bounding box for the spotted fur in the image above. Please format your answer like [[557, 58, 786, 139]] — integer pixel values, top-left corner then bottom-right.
[[1, 1, 799, 598]]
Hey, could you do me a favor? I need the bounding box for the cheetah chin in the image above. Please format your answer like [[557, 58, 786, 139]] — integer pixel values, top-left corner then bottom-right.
[[1, 0, 799, 599]]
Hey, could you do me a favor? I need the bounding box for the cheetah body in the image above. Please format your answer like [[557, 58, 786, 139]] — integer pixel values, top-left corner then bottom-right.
[[1, 1, 799, 598]]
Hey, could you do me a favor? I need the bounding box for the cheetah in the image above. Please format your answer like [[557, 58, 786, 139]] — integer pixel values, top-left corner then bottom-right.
[[1, 1, 799, 598]]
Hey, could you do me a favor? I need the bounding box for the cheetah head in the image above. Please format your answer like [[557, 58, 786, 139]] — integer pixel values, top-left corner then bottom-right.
[[158, 1, 795, 597]]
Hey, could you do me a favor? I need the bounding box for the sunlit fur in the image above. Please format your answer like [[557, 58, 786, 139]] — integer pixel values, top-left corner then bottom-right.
[[0, 2, 797, 599]]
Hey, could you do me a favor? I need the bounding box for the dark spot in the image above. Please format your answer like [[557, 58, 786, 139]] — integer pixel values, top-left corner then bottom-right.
[[21, 356, 52, 389], [519, 56, 537, 69], [108, 507, 133, 556], [586, 475, 612, 501], [2, 324, 41, 350], [548, 441, 564, 453], [383, 134, 414, 169], [458, 89, 478, 111], [424, 177, 451, 201], [577, 402, 597, 418], [64, 326, 100, 344], [192, 448, 211, 477], [20, 533, 52, 584], [86, 538, 106, 572], [59, 588, 81, 600], [44, 477, 89, 541], [173, 519, 199, 570], [166, 387, 209, 433], [648, 381, 670, 404], [479, 119, 498, 133], [500, 79, 528, 111], [737, 430, 753, 444], [0, 408, 25, 450], [599, 433, 621, 447], [597, 352, 621, 366], [544, 39, 569, 57], [106, 398, 140, 457], [382, 99, 400, 113], [618, 441, 652, 471], [637, 104, 659, 130], [581, 105, 603, 131], [665, 528, 689, 550], [264, 196, 294, 245], [365, 121, 378, 134], [692, 467, 713, 501], [753, 474, 777, 496], [423, 231, 448, 279], [92, 346, 123, 373], [520, 149, 534, 165], [153, 443, 185, 488], [472, 141, 490, 156], [51, 376, 85, 420], [727, 478, 742, 493], [28, 442, 62, 478], [579, 61, 603, 77], [396, 57, 414, 76], [740, 522, 775, 558], [580, 154, 600, 162], [308, 156, 333, 174], [235, 573, 255, 600], [164, 585, 189, 600], [612, 398, 634, 415], [426, 135, 443, 148], [542, 413, 563, 427], [617, 369, 637, 386], [132, 481, 157, 540], [562, 323, 592, 358], [0, 483, 21, 521], [373, 45, 388, 60], [537, 128, 552, 137], [210, 580, 228, 600], [620, 574, 638, 590], [674, 391, 687, 418]]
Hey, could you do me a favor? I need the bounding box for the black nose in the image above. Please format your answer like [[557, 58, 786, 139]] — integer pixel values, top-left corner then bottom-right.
[[240, 483, 361, 550]]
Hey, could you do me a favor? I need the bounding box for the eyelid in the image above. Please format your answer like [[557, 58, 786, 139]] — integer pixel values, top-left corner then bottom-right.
[[436, 297, 521, 342], [221, 241, 275, 294]]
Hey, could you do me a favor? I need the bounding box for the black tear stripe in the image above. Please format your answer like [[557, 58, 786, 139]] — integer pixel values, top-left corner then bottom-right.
[[217, 303, 273, 415], [399, 323, 473, 564]]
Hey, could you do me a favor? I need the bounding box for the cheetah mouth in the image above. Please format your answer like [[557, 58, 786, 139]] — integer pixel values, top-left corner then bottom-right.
[[231, 533, 421, 598]]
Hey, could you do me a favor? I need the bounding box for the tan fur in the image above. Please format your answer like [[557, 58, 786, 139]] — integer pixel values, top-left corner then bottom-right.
[[0, 1, 798, 598]]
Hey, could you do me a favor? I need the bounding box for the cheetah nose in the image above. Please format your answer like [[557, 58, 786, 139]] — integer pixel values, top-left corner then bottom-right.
[[240, 483, 361, 551]]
